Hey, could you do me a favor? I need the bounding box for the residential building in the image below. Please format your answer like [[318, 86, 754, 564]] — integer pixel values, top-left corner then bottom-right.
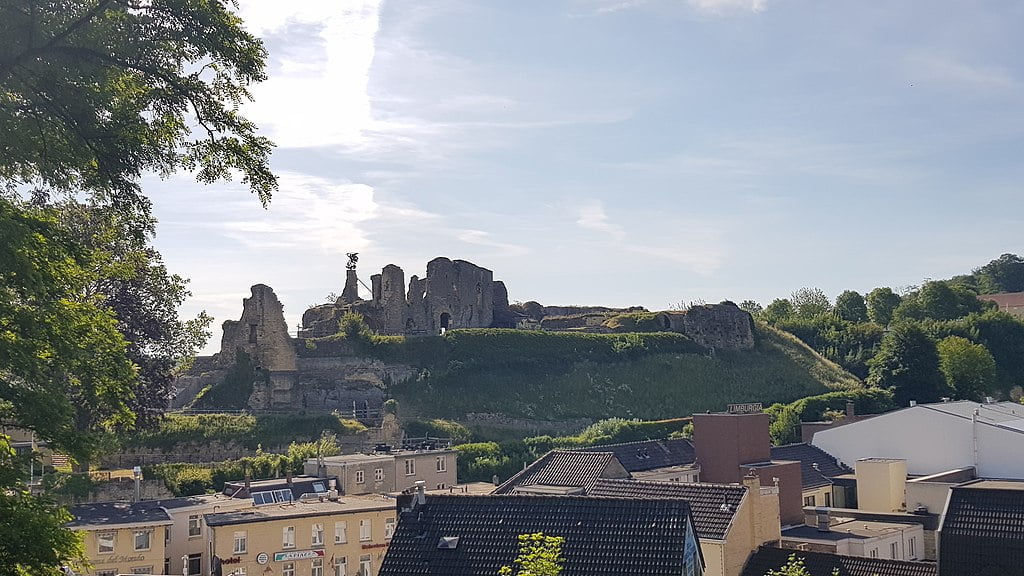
[[576, 437, 700, 482], [741, 546, 937, 576], [590, 476, 780, 576], [780, 510, 925, 562], [693, 412, 804, 525], [937, 479, 1024, 576], [977, 292, 1024, 319], [379, 493, 705, 576], [813, 400, 1024, 478], [160, 494, 253, 576], [205, 494, 396, 576], [305, 448, 456, 495], [221, 475, 338, 500], [67, 501, 173, 576], [491, 449, 629, 494], [770, 443, 853, 509]]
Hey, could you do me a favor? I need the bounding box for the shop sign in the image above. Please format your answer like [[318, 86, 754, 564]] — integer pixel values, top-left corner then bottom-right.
[[274, 550, 325, 562], [727, 402, 763, 414]]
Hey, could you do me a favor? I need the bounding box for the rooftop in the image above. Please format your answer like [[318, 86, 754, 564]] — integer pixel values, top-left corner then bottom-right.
[[492, 450, 625, 495], [68, 501, 172, 528], [771, 443, 852, 490], [741, 546, 937, 576], [783, 518, 919, 543], [379, 494, 698, 576], [575, 437, 696, 472], [204, 494, 394, 526], [588, 478, 746, 541]]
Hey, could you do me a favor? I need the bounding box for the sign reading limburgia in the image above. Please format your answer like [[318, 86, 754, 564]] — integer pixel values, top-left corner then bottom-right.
[[727, 402, 763, 414], [274, 549, 326, 562]]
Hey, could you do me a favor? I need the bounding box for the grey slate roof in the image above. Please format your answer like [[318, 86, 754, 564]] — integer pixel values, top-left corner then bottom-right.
[[379, 494, 699, 576], [67, 501, 172, 528], [492, 450, 620, 494], [576, 438, 696, 472], [588, 478, 746, 541], [938, 480, 1024, 576], [770, 443, 852, 490], [741, 546, 937, 576]]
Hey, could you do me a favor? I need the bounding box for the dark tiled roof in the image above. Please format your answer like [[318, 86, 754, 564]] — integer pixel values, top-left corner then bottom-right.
[[492, 450, 620, 494], [588, 478, 746, 540], [771, 443, 852, 490], [67, 501, 172, 527], [939, 481, 1024, 576], [742, 546, 938, 576], [379, 495, 698, 576], [576, 438, 696, 472]]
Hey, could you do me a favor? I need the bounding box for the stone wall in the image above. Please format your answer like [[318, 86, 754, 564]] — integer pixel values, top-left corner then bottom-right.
[[218, 284, 297, 372], [682, 303, 755, 350]]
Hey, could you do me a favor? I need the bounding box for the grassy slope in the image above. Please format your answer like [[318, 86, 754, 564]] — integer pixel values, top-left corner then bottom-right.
[[390, 324, 860, 421]]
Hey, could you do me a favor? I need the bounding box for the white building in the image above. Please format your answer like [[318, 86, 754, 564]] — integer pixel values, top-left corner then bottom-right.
[[812, 400, 1024, 478]]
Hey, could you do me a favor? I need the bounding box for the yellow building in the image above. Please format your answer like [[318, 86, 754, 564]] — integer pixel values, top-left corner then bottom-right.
[[68, 501, 173, 576], [205, 494, 396, 576]]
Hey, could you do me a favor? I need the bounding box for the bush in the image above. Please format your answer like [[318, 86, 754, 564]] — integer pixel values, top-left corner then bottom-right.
[[404, 419, 473, 444]]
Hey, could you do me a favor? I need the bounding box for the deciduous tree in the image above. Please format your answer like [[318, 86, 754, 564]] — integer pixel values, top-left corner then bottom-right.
[[499, 533, 565, 576], [866, 287, 901, 326], [834, 290, 868, 323], [867, 324, 947, 406], [937, 336, 997, 401], [791, 287, 832, 319]]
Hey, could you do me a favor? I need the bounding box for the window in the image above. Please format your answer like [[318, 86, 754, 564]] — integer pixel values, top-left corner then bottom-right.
[[355, 470, 365, 484], [359, 519, 371, 541], [385, 517, 396, 539], [909, 537, 917, 559], [334, 557, 347, 576], [253, 489, 294, 506], [97, 532, 115, 554], [869, 549, 878, 558], [283, 563, 295, 576], [335, 521, 348, 544], [890, 542, 899, 559], [187, 554, 202, 576], [134, 530, 152, 551], [312, 558, 324, 576], [824, 492, 832, 507], [233, 531, 247, 555], [165, 526, 171, 544], [188, 514, 202, 537], [359, 554, 372, 576], [404, 459, 416, 476], [374, 468, 384, 481], [131, 568, 153, 575], [248, 323, 258, 343], [97, 570, 116, 576], [436, 455, 446, 473], [803, 495, 816, 507], [312, 522, 324, 546], [283, 525, 295, 549]]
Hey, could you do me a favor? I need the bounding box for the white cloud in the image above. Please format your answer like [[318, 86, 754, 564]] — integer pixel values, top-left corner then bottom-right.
[[686, 0, 767, 14], [455, 229, 531, 257], [576, 200, 626, 242]]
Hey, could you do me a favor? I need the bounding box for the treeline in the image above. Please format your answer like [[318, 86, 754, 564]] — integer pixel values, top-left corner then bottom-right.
[[741, 254, 1024, 406]]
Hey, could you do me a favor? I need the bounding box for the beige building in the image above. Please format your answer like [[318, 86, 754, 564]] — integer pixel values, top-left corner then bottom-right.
[[162, 494, 254, 576], [205, 494, 396, 576], [305, 448, 456, 495], [857, 458, 908, 512], [68, 501, 173, 576]]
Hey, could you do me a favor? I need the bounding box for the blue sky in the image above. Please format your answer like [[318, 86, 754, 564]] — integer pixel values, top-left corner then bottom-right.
[[147, 0, 1024, 353]]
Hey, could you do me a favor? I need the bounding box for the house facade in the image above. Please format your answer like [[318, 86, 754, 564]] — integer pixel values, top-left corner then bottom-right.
[[306, 448, 457, 495], [68, 501, 173, 576], [205, 496, 396, 576]]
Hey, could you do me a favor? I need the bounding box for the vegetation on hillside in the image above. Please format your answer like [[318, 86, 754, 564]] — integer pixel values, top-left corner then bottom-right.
[[746, 254, 1024, 405], [128, 413, 367, 451], [389, 323, 858, 422]]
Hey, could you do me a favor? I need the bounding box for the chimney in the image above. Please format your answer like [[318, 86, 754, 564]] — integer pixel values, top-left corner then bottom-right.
[[286, 468, 293, 487], [815, 507, 830, 532], [909, 400, 917, 407], [415, 480, 426, 506], [845, 400, 855, 419]]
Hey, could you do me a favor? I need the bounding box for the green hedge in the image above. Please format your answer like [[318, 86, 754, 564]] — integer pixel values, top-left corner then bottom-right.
[[765, 387, 895, 445], [130, 413, 367, 451]]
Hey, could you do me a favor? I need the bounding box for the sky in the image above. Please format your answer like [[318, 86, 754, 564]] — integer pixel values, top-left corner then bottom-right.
[[145, 0, 1024, 354]]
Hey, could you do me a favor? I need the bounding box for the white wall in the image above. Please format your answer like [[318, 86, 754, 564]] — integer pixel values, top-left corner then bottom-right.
[[813, 404, 1024, 479]]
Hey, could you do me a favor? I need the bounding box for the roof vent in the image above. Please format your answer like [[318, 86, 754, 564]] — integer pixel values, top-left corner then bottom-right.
[[984, 396, 995, 404], [438, 536, 460, 549]]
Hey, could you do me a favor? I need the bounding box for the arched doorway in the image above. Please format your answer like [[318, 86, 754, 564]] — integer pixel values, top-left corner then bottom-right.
[[439, 312, 451, 334]]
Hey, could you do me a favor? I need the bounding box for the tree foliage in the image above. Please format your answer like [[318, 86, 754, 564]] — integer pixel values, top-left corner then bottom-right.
[[834, 290, 868, 323], [974, 253, 1024, 294], [866, 287, 901, 326], [791, 287, 832, 319], [0, 0, 277, 203], [867, 324, 947, 406], [937, 336, 997, 401], [498, 533, 565, 576]]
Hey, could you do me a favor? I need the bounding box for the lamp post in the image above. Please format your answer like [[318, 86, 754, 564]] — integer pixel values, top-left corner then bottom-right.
[[132, 465, 142, 502]]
